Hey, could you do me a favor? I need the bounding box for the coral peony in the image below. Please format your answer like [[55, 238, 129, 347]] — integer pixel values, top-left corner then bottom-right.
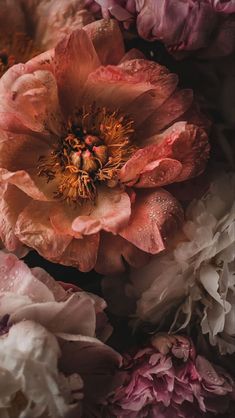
[[102, 334, 235, 418], [104, 172, 235, 354], [0, 0, 95, 78], [91, 0, 235, 58], [0, 19, 209, 273], [0, 251, 122, 417]]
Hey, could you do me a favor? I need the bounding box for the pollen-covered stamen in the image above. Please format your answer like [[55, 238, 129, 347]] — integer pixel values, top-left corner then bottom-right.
[[0, 32, 38, 78], [37, 105, 136, 204]]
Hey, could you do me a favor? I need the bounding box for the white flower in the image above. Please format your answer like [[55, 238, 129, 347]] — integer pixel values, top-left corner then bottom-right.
[[0, 320, 83, 418], [104, 172, 235, 354], [0, 251, 122, 417]]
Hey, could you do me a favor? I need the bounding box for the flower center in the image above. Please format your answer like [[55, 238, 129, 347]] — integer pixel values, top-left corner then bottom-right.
[[0, 32, 38, 77], [38, 105, 135, 204]]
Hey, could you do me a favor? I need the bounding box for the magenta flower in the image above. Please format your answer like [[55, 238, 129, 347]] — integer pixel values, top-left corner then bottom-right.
[[102, 334, 235, 418], [92, 0, 235, 58], [0, 19, 209, 274]]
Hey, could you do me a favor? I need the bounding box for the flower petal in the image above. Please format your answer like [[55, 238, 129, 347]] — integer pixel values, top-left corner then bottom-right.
[[15, 201, 72, 260], [126, 158, 183, 188], [72, 186, 131, 235], [139, 89, 193, 138], [0, 183, 29, 252], [57, 235, 99, 272], [59, 336, 123, 402], [84, 19, 125, 65], [0, 251, 55, 302], [85, 60, 178, 126], [0, 67, 62, 136], [55, 28, 100, 115], [120, 188, 184, 254], [120, 121, 209, 186], [9, 293, 97, 336], [95, 232, 151, 275]]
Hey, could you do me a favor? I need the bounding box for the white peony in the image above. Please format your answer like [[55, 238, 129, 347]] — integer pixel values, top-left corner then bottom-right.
[[0, 320, 83, 418], [0, 251, 122, 417], [104, 172, 235, 354]]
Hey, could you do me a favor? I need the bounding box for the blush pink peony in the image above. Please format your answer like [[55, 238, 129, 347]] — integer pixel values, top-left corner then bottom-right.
[[0, 19, 209, 273], [0, 250, 122, 417], [102, 334, 235, 418]]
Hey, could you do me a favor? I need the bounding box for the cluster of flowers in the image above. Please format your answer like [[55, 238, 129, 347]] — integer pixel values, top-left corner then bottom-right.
[[0, 0, 234, 417]]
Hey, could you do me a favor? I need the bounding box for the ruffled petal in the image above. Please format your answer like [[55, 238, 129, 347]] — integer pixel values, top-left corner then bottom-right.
[[85, 59, 178, 126], [8, 293, 97, 336], [54, 28, 100, 115], [57, 235, 99, 272], [139, 89, 193, 138], [120, 121, 209, 186], [15, 201, 72, 260], [0, 67, 62, 136], [0, 168, 54, 201], [84, 19, 125, 64], [72, 186, 131, 235], [120, 189, 184, 254], [123, 158, 183, 188], [0, 252, 55, 302], [95, 232, 151, 275], [0, 183, 29, 252]]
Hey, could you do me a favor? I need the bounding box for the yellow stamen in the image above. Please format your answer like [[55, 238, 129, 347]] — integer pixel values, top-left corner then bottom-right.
[[37, 104, 136, 204]]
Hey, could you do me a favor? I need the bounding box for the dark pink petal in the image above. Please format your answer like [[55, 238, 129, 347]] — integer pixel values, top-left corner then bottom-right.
[[120, 188, 184, 254]]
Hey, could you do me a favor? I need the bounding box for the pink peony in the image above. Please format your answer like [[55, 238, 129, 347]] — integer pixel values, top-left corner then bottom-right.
[[92, 0, 235, 58], [0, 0, 95, 78], [102, 334, 235, 418], [0, 250, 122, 416], [0, 19, 209, 273]]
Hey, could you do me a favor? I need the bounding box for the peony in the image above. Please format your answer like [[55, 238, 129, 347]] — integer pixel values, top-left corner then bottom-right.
[[105, 172, 235, 354], [0, 251, 122, 417], [91, 0, 235, 58], [0, 19, 209, 273], [0, 0, 95, 78], [101, 334, 235, 418]]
